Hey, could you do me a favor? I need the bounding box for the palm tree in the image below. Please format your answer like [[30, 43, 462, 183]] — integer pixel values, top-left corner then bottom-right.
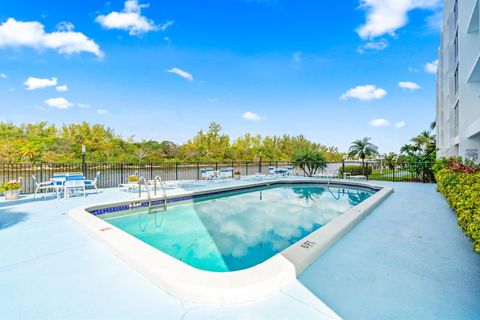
[[407, 130, 436, 155], [348, 137, 379, 172], [383, 152, 398, 170], [292, 148, 327, 177]]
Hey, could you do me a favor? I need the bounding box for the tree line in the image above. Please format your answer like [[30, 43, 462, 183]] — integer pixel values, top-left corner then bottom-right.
[[0, 121, 344, 163]]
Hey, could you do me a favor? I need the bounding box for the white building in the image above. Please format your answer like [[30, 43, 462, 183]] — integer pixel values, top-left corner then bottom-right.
[[436, 0, 480, 162]]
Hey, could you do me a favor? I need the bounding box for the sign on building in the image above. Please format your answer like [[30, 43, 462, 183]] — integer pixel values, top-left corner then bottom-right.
[[465, 149, 479, 162]]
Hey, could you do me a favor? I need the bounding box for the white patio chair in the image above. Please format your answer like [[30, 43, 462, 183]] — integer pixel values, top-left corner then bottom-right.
[[268, 166, 276, 175], [84, 171, 100, 194], [64, 173, 86, 199], [32, 175, 56, 199]]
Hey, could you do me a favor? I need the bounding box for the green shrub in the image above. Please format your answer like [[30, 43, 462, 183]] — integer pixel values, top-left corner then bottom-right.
[[339, 165, 372, 177], [436, 169, 480, 253]]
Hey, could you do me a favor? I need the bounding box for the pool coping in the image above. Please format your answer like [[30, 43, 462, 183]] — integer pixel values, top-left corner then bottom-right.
[[69, 178, 393, 305]]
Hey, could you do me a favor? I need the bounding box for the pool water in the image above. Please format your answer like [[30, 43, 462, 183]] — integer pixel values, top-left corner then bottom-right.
[[104, 184, 374, 272]]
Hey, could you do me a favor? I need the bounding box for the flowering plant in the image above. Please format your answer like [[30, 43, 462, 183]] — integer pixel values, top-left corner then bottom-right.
[[0, 180, 23, 192], [127, 175, 139, 183], [445, 158, 480, 174]]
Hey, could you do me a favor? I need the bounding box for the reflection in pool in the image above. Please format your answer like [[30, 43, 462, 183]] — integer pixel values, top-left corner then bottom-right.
[[104, 184, 374, 272]]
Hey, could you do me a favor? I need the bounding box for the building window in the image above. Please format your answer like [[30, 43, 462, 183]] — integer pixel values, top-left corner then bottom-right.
[[454, 0, 458, 25], [454, 64, 459, 93], [454, 102, 459, 136], [454, 29, 458, 62]]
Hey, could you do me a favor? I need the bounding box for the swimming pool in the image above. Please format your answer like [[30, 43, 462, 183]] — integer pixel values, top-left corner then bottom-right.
[[70, 179, 393, 305], [104, 184, 374, 272]]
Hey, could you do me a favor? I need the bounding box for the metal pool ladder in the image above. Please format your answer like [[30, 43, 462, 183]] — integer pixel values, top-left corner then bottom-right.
[[153, 175, 168, 211], [136, 176, 167, 212], [327, 169, 339, 188], [137, 176, 152, 205]]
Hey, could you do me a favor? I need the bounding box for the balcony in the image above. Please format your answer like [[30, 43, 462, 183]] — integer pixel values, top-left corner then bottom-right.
[[468, 55, 480, 82], [468, 0, 479, 33]]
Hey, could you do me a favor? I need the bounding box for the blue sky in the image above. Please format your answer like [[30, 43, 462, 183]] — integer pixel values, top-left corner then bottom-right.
[[0, 0, 442, 153]]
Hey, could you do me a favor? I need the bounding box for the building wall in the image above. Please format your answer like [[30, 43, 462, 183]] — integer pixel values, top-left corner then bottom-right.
[[437, 0, 480, 162]]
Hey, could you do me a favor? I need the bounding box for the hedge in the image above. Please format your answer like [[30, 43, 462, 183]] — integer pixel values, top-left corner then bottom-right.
[[435, 169, 480, 253], [339, 165, 372, 177]]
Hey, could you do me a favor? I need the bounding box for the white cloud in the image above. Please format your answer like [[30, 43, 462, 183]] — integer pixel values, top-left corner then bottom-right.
[[0, 73, 7, 78], [424, 59, 438, 74], [56, 21, 74, 32], [395, 121, 407, 128], [95, 0, 164, 36], [340, 84, 387, 101], [56, 84, 68, 92], [77, 103, 90, 108], [166, 67, 194, 81], [425, 9, 443, 30], [159, 20, 174, 32], [242, 111, 265, 121], [357, 39, 388, 53], [24, 77, 57, 90], [97, 109, 108, 115], [0, 18, 103, 57], [357, 0, 441, 39], [8, 88, 15, 92], [45, 97, 73, 109], [369, 118, 390, 127], [408, 67, 418, 72], [398, 81, 421, 90]]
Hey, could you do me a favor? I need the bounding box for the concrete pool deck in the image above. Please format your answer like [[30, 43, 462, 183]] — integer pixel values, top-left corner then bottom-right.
[[1, 180, 479, 319]]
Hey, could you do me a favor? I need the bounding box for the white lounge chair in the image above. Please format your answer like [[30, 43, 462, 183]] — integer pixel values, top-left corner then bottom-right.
[[118, 182, 140, 192], [348, 175, 367, 181], [219, 168, 233, 180], [200, 168, 215, 180], [315, 169, 339, 179], [284, 166, 294, 176], [32, 175, 56, 199], [84, 171, 100, 194]]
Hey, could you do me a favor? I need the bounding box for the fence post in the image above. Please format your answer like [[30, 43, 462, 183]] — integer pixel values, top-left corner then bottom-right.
[[150, 162, 153, 180], [81, 149, 86, 175], [259, 156, 262, 174], [422, 163, 426, 183], [365, 162, 369, 180], [197, 162, 200, 180], [215, 162, 218, 171], [392, 165, 395, 182], [246, 162, 248, 176], [40, 163, 43, 182], [175, 162, 178, 180], [342, 161, 345, 179]]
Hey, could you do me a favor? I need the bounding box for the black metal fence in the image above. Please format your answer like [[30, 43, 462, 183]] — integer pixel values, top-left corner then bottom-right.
[[0, 160, 435, 194], [0, 161, 293, 194], [337, 161, 436, 183]]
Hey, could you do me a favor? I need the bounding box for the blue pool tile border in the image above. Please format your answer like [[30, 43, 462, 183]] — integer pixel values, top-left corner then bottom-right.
[[89, 180, 381, 216]]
